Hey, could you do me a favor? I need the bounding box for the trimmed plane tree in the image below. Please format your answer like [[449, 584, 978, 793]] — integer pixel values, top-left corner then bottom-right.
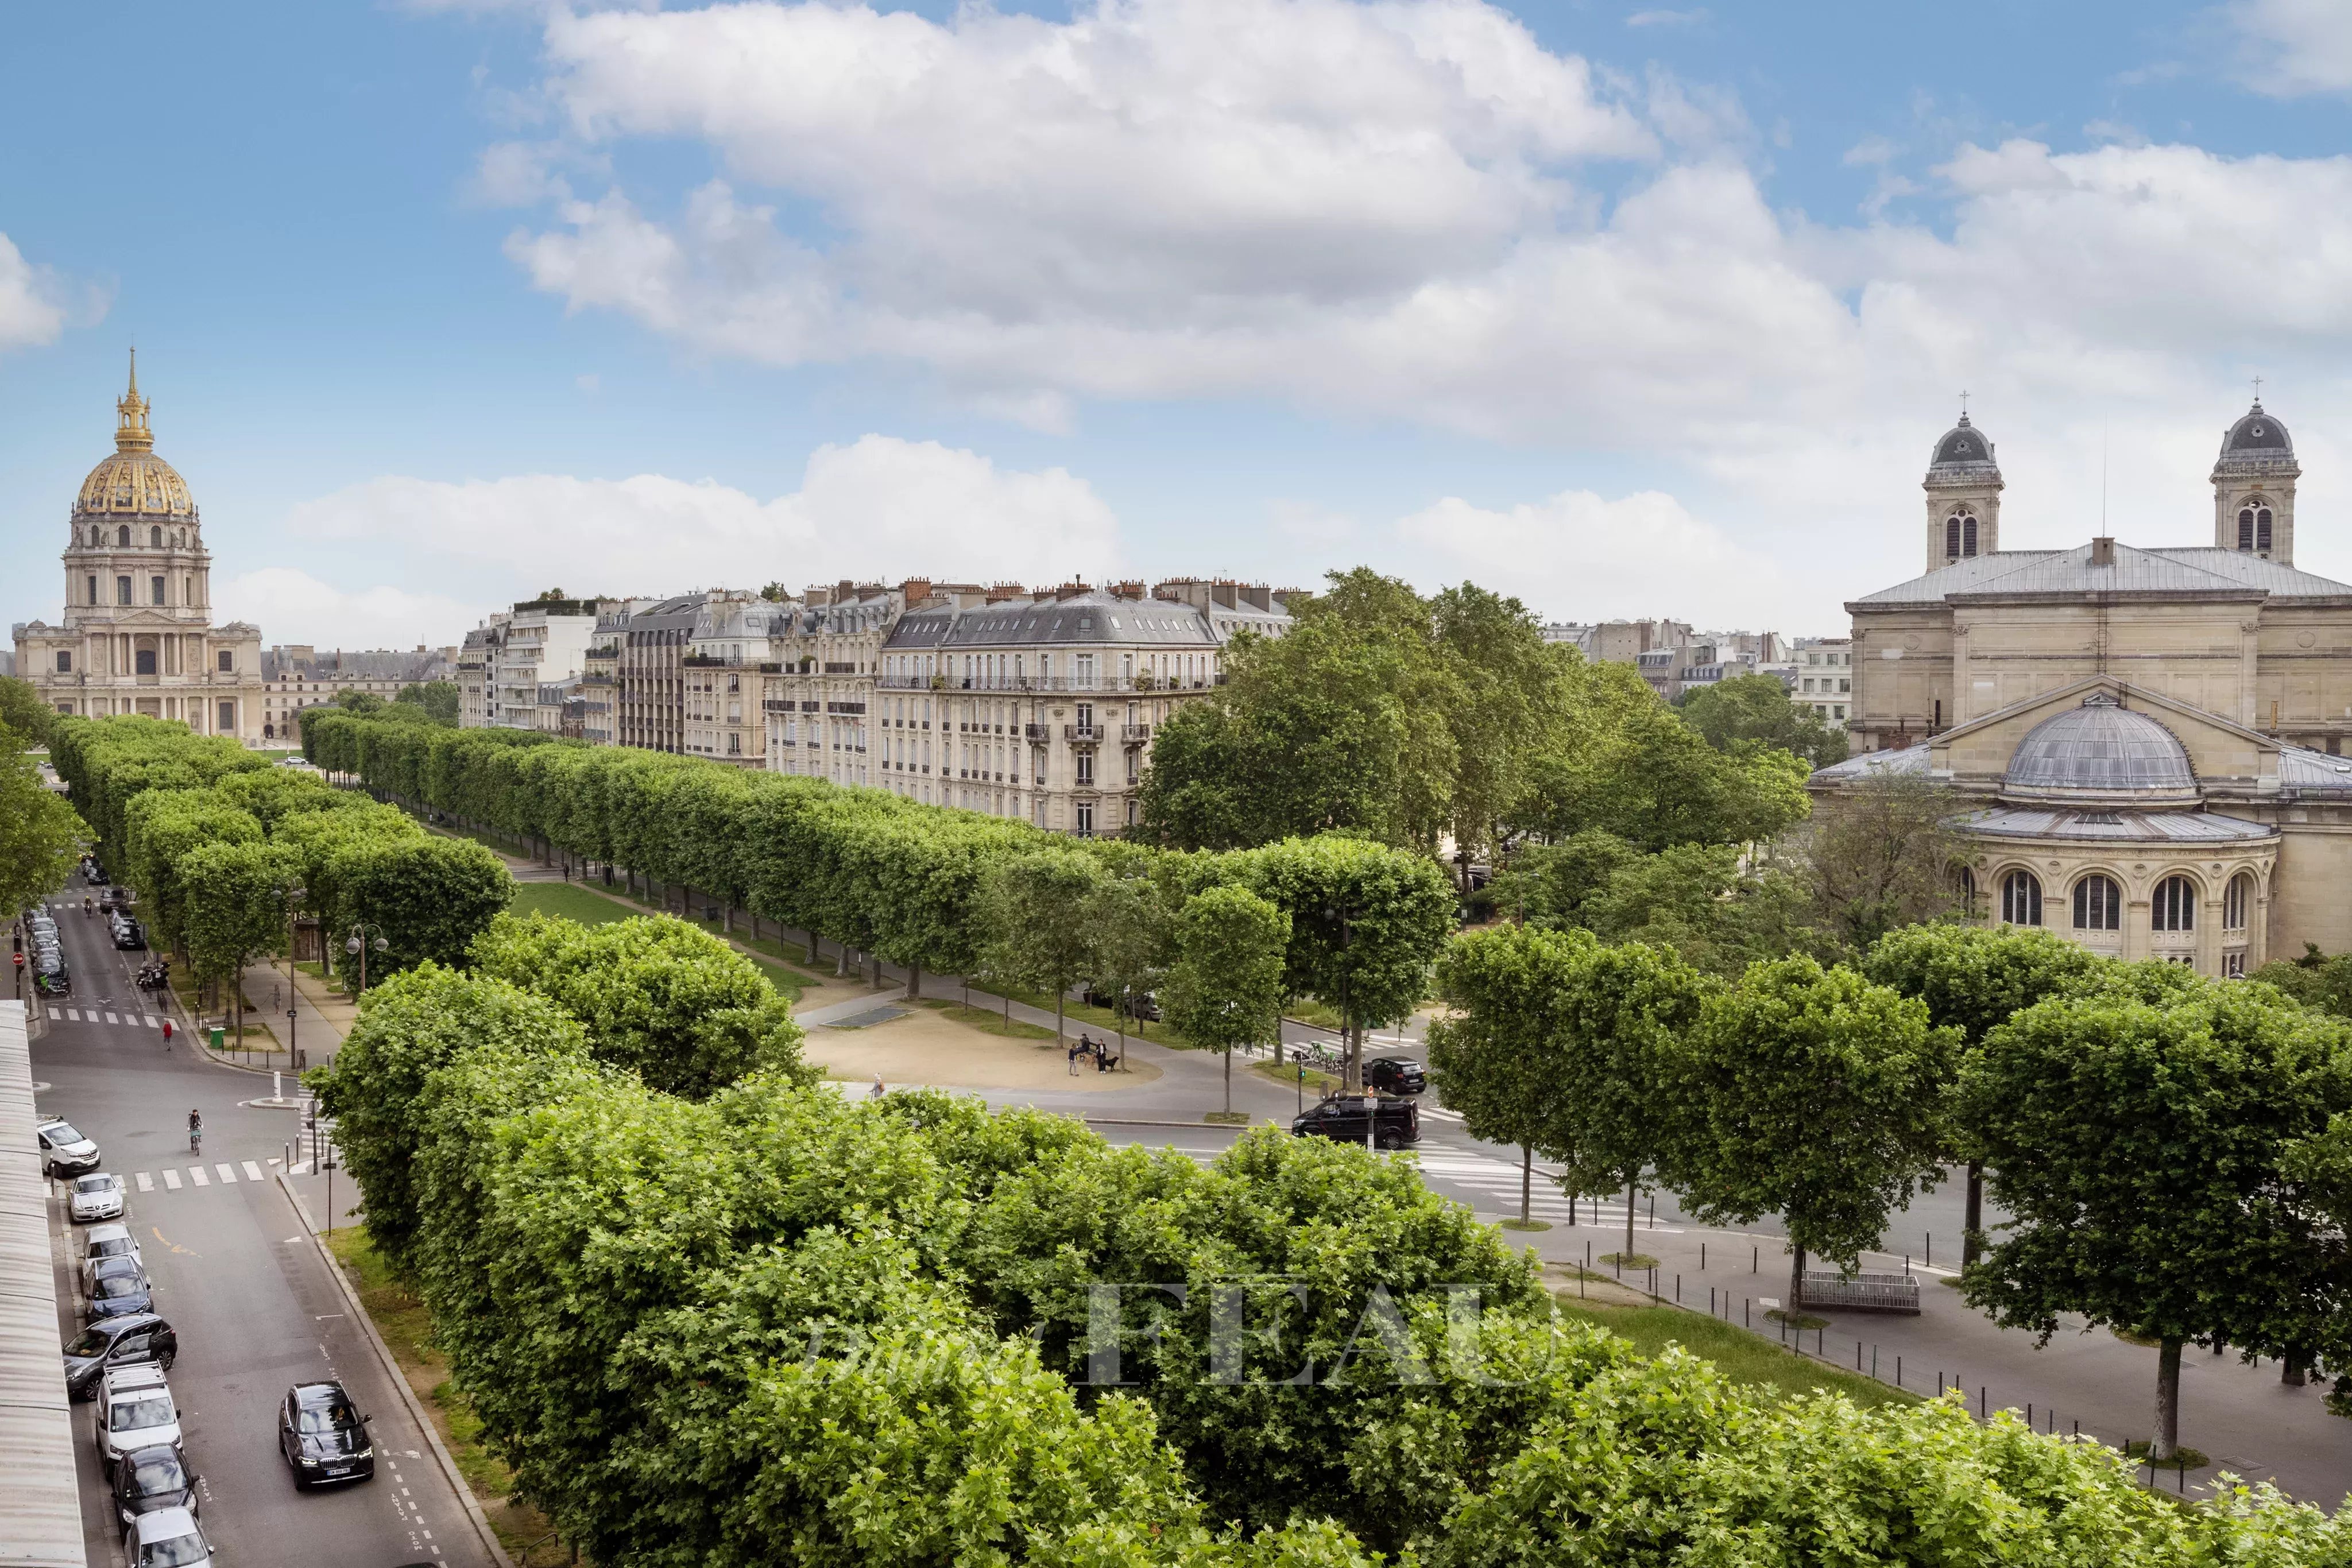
[[1668, 955, 1955, 1314], [1428, 924, 1579, 1224], [1162, 884, 1289, 1114]]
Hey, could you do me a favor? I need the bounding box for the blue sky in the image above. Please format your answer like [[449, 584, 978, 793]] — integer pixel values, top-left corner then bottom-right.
[[6, 0, 2352, 647]]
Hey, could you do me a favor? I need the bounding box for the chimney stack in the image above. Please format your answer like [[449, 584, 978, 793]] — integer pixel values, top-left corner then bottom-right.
[[2090, 537, 2116, 567]]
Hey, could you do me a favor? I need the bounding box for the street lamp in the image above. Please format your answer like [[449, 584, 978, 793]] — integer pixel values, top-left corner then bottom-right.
[[283, 883, 305, 1068], [1322, 903, 1357, 1093], [345, 923, 388, 995]]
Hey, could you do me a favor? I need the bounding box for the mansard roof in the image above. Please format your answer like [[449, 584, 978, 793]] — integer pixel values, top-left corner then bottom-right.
[[1851, 541, 2352, 609]]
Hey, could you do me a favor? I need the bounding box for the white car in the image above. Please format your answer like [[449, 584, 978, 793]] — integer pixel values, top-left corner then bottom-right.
[[96, 1364, 180, 1476], [124, 1505, 212, 1568], [70, 1172, 127, 1223], [38, 1116, 100, 1178], [84, 1222, 143, 1287]]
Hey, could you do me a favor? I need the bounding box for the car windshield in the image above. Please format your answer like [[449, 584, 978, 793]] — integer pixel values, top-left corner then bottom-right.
[[75, 1175, 115, 1194], [92, 1238, 133, 1259], [96, 1276, 144, 1299], [66, 1326, 114, 1356], [297, 1401, 358, 1433], [129, 1454, 187, 1495], [48, 1122, 84, 1144], [111, 1396, 172, 1431], [139, 1531, 206, 1568]]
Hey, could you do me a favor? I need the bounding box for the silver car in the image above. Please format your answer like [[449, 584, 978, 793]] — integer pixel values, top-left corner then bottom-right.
[[96, 1364, 180, 1476], [71, 1172, 127, 1224], [84, 1222, 142, 1287], [125, 1505, 212, 1568]]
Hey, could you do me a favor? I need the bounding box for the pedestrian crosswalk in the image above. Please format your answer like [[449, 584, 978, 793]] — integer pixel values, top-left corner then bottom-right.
[[1407, 1152, 1686, 1233], [105, 1160, 276, 1197], [52, 1007, 168, 1028]]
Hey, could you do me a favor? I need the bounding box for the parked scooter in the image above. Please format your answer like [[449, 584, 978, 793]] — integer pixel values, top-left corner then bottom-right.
[[135, 959, 171, 990]]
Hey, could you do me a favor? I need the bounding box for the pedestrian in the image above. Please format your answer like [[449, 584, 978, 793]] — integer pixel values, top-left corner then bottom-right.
[[868, 1074, 886, 1102], [1067, 1039, 1080, 1075], [161, 1019, 173, 1049]]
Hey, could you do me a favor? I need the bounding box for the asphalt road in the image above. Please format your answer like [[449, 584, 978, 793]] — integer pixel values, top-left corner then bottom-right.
[[28, 892, 492, 1568]]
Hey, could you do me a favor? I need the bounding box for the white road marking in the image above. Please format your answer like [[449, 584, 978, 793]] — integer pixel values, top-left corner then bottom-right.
[[188, 1167, 208, 1187], [215, 1163, 237, 1183], [283, 1236, 302, 1243], [135, 1172, 153, 1192], [62, 1008, 79, 1021], [105, 1012, 119, 1024], [161, 1170, 181, 1191], [242, 1161, 264, 1181], [145, 1016, 160, 1028]]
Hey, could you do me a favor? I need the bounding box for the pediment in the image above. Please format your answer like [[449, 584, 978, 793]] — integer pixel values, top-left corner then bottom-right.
[[1928, 676, 2280, 788]]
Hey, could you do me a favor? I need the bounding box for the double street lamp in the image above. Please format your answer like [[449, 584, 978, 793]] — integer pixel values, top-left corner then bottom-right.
[[345, 923, 388, 995]]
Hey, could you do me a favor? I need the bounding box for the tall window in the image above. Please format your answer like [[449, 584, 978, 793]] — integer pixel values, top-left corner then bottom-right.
[[1946, 516, 1961, 558], [1956, 865, 1976, 917], [2072, 874, 2121, 931], [1077, 752, 1094, 785], [1962, 515, 1978, 555], [216, 650, 233, 673], [2224, 873, 2252, 931], [150, 526, 162, 547], [117, 526, 130, 547], [2152, 875, 2196, 932], [2001, 870, 2042, 927], [87, 575, 99, 606], [2239, 508, 2256, 551], [2258, 508, 2274, 553], [116, 576, 133, 605], [1076, 800, 1095, 837], [150, 576, 165, 605], [55, 651, 71, 673], [135, 649, 156, 676], [217, 702, 235, 734]]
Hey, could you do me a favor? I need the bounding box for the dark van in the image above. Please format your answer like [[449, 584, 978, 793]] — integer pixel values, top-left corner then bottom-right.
[[1291, 1093, 1419, 1149]]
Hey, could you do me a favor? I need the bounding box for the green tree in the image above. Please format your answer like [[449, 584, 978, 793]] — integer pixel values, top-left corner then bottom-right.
[[977, 849, 1105, 1042], [2253, 943, 2352, 1020], [1428, 924, 1581, 1223], [1959, 981, 2352, 1461], [1802, 771, 1970, 950], [394, 680, 461, 726], [1862, 923, 2101, 1265], [179, 839, 297, 1042], [1083, 872, 1169, 1059], [1668, 955, 1956, 1313], [333, 688, 387, 714], [1428, 583, 1575, 884], [0, 744, 87, 922], [1162, 884, 1290, 1114], [0, 673, 57, 748], [1677, 671, 1849, 768], [324, 835, 512, 988], [1575, 842, 1821, 978]]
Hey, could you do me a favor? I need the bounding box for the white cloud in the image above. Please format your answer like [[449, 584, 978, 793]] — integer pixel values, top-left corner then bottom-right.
[[284, 435, 1122, 610], [2229, 0, 2352, 95], [0, 231, 81, 354], [1624, 8, 1705, 26], [215, 568, 482, 651], [1396, 488, 1787, 628]]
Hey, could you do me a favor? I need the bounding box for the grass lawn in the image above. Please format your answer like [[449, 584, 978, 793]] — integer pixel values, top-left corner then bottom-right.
[[990, 982, 1200, 1050], [1556, 1296, 1918, 1411], [919, 997, 1057, 1041], [505, 880, 815, 1004], [324, 1226, 563, 1563]]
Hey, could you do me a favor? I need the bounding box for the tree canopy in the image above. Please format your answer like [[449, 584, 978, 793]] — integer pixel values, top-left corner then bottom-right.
[[1676, 671, 1850, 768]]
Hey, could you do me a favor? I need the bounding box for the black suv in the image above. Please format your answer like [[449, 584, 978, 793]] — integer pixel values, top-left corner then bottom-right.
[[111, 917, 146, 951], [1364, 1056, 1426, 1096], [63, 1314, 177, 1399], [1292, 1093, 1419, 1149], [280, 1381, 376, 1488], [111, 1445, 199, 1529]]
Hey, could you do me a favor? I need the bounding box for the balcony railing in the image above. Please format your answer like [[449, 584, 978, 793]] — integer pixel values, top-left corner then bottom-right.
[[879, 673, 1216, 694], [1065, 724, 1101, 745], [1122, 723, 1152, 743], [1023, 723, 1049, 742]]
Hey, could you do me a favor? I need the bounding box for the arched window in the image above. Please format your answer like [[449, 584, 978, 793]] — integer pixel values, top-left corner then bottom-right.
[[1956, 865, 1977, 917], [1962, 515, 1979, 556], [2225, 873, 2252, 931], [150, 526, 162, 547], [2072, 874, 2121, 931], [2001, 870, 2042, 927], [2152, 875, 2197, 932], [117, 525, 131, 547], [2258, 508, 2274, 553], [1945, 516, 1962, 559], [2239, 508, 2256, 551], [90, 525, 103, 547]]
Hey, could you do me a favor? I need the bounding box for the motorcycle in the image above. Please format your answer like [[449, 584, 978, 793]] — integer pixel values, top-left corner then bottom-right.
[[136, 961, 172, 990]]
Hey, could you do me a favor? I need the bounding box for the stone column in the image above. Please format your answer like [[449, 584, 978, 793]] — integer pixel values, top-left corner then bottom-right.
[[2199, 891, 2224, 977]]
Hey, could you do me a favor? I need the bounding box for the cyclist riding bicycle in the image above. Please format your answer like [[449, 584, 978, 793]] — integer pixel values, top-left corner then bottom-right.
[[188, 1109, 203, 1153]]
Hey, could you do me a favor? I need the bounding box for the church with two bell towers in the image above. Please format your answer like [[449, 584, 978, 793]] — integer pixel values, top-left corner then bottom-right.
[[1813, 392, 2352, 973], [11, 355, 265, 739]]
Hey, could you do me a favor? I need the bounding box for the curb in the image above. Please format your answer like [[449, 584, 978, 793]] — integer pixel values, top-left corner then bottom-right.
[[1080, 1117, 1274, 1129], [277, 1172, 516, 1568]]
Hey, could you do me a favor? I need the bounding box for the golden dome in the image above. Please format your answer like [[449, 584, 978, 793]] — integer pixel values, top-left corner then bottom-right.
[[75, 350, 195, 520]]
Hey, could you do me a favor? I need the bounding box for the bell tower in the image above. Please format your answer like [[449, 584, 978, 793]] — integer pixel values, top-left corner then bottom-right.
[[1923, 406, 2003, 573], [2212, 396, 2299, 566]]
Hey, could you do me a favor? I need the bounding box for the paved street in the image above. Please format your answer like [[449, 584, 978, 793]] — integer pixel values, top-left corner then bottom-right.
[[26, 897, 494, 1568]]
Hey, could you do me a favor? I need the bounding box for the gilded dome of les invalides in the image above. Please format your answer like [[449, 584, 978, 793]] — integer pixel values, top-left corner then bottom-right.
[[75, 351, 195, 521]]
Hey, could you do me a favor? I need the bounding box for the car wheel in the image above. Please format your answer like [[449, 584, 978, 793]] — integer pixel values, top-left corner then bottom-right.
[[158, 1352, 174, 1371], [1375, 1130, 1403, 1151]]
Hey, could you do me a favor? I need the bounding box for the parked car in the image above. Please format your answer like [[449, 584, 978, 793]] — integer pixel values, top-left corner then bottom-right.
[[71, 1172, 128, 1223], [123, 1504, 211, 1568], [1363, 1056, 1427, 1097], [278, 1381, 375, 1488], [87, 1256, 155, 1322], [102, 885, 135, 912], [38, 1117, 100, 1178], [96, 1363, 180, 1476], [84, 1222, 143, 1286], [85, 860, 110, 886], [1080, 986, 1163, 1023], [64, 1313, 179, 1400], [112, 917, 147, 951], [111, 1444, 200, 1530], [34, 959, 71, 997], [1291, 1093, 1419, 1149]]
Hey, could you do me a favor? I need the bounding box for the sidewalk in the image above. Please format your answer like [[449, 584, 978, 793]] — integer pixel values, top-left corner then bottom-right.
[[236, 958, 354, 1066], [1490, 1204, 2352, 1509]]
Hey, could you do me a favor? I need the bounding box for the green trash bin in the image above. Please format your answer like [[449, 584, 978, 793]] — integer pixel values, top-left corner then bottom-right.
[[208, 1027, 224, 1051]]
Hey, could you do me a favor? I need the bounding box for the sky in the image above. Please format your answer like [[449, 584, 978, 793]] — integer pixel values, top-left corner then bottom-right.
[[7, 0, 2352, 649]]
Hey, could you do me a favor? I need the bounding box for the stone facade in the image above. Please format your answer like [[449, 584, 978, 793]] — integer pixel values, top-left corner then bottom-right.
[[12, 357, 265, 740]]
